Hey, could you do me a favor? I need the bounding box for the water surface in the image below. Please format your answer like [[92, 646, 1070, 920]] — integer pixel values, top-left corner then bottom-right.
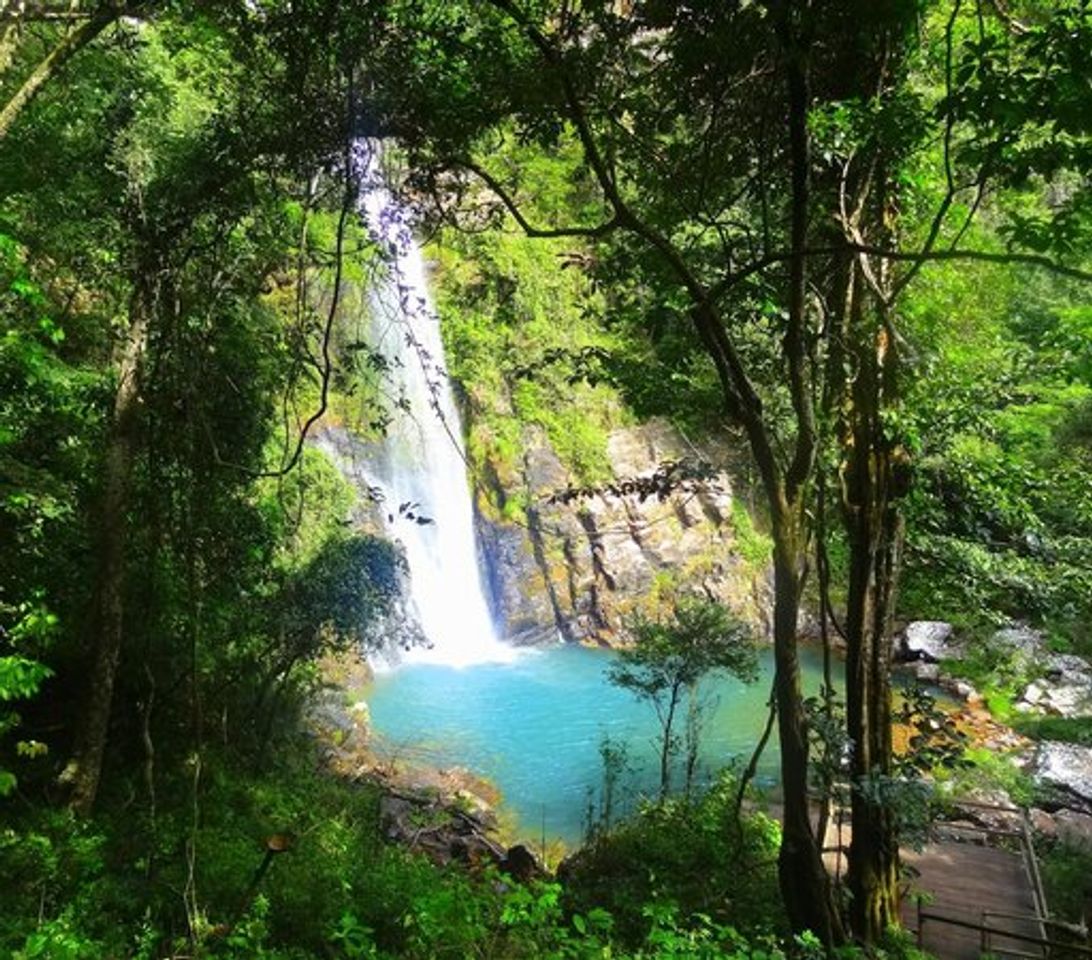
[[365, 643, 831, 843]]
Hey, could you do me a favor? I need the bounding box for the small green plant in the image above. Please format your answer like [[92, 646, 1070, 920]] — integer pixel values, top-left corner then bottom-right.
[[609, 599, 758, 799], [944, 747, 1038, 807], [14, 911, 99, 960], [1011, 715, 1092, 746], [942, 634, 1041, 722], [328, 911, 380, 959], [583, 734, 633, 843], [731, 500, 773, 574], [1038, 839, 1092, 925]]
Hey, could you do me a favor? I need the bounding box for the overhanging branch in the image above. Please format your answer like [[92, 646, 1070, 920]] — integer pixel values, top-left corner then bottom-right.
[[459, 159, 619, 238], [710, 243, 1092, 288]]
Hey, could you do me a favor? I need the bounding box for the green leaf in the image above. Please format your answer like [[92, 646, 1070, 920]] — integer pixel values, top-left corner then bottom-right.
[[0, 657, 52, 702]]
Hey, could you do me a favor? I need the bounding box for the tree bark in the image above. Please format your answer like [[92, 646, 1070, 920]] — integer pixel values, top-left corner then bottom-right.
[[767, 6, 845, 942], [0, 3, 122, 141], [658, 683, 682, 800], [841, 293, 905, 941], [772, 507, 845, 946], [61, 269, 153, 815]]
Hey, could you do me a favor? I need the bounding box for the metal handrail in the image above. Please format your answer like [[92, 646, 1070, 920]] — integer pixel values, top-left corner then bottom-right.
[[1020, 810, 1050, 929], [917, 909, 1092, 958]]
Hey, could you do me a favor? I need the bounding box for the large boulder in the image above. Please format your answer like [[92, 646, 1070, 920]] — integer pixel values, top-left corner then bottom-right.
[[1017, 648, 1092, 718], [1053, 809, 1092, 853], [1032, 741, 1092, 812], [992, 624, 1044, 661], [899, 621, 961, 663]]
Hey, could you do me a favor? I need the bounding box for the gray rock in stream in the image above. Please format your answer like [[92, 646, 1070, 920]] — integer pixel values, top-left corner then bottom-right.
[[1053, 809, 1092, 852], [1007, 633, 1092, 718]]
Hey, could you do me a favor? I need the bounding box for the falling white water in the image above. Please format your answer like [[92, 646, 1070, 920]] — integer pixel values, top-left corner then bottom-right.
[[355, 141, 517, 668]]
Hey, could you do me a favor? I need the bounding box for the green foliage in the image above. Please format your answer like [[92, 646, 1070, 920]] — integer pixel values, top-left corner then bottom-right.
[[562, 773, 784, 945], [0, 594, 57, 796], [611, 599, 760, 699], [0, 745, 808, 958], [1037, 839, 1092, 926], [0, 10, 410, 958], [610, 599, 759, 797], [901, 258, 1092, 637], [730, 500, 774, 574], [430, 153, 626, 495], [946, 3, 1092, 258], [0, 1, 1090, 956], [942, 747, 1038, 808], [1010, 714, 1092, 747], [940, 632, 1042, 722], [583, 734, 632, 843]]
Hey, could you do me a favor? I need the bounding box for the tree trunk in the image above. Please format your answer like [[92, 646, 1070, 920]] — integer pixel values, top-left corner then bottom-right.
[[772, 508, 845, 946], [841, 287, 906, 941], [0, 20, 19, 77], [61, 270, 153, 815], [843, 464, 903, 939], [0, 5, 120, 141], [659, 685, 680, 800]]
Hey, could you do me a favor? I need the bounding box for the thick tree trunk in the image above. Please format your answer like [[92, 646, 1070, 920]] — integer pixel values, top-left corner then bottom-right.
[[843, 462, 903, 940], [841, 286, 906, 941], [61, 272, 152, 815], [772, 509, 845, 945]]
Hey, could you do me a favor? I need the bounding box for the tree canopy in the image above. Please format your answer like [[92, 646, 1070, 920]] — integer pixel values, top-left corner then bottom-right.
[[0, 0, 1090, 956]]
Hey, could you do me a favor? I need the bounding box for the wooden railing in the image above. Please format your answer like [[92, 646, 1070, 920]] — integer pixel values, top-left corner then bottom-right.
[[816, 795, 1090, 958]]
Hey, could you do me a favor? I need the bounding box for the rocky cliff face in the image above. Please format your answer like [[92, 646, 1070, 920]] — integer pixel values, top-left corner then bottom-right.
[[476, 418, 771, 647], [314, 418, 770, 650]]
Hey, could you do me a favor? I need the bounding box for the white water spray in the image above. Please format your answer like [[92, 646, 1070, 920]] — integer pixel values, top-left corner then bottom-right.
[[355, 142, 516, 668]]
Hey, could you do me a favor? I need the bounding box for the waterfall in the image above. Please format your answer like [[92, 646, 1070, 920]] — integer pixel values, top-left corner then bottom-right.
[[355, 141, 516, 668]]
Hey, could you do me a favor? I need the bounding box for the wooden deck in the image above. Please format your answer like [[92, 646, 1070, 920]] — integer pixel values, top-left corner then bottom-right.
[[819, 806, 1060, 960], [901, 839, 1044, 960]]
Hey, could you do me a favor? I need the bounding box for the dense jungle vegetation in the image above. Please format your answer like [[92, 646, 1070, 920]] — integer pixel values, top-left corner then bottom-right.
[[1, 1, 1091, 957]]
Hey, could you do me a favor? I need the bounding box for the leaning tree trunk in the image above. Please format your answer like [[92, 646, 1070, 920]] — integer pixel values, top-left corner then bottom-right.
[[772, 508, 846, 946], [62, 271, 153, 815], [0, 4, 122, 142]]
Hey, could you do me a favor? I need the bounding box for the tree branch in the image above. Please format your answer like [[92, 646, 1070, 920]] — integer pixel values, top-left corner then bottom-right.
[[207, 113, 358, 479], [0, 2, 136, 140], [459, 159, 619, 238], [848, 243, 1092, 283], [712, 243, 1092, 287], [889, 0, 964, 300], [777, 10, 817, 504]]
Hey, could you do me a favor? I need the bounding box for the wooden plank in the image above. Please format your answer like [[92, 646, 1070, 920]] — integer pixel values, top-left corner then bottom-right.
[[902, 842, 1043, 960], [783, 802, 1056, 960]]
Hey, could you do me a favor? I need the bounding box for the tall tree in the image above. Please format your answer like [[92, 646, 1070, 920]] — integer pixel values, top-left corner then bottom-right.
[[608, 599, 758, 799], [358, 0, 848, 940], [356, 0, 1092, 943]]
